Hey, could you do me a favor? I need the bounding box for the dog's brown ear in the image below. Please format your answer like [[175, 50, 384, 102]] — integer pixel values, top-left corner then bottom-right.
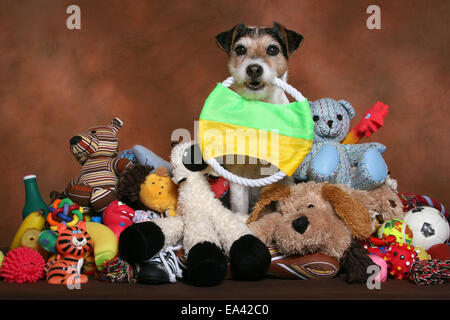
[[273, 22, 303, 57], [216, 24, 244, 55], [247, 183, 290, 223], [322, 184, 372, 240]]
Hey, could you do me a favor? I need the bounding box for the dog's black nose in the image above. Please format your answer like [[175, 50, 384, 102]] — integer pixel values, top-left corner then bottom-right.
[[69, 136, 82, 145], [327, 120, 334, 128], [246, 64, 263, 78], [292, 216, 309, 234]]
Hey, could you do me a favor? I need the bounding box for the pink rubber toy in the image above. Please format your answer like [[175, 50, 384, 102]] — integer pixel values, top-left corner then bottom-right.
[[369, 254, 388, 283]]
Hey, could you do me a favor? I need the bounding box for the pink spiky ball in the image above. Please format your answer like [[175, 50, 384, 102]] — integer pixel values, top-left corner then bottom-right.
[[1, 247, 45, 283]]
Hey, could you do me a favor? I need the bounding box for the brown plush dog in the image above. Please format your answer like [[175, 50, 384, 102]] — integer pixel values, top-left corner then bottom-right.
[[344, 184, 405, 233], [247, 181, 373, 261]]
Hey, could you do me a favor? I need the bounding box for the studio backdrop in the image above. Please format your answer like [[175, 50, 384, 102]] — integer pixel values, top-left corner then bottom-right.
[[0, 0, 448, 246]]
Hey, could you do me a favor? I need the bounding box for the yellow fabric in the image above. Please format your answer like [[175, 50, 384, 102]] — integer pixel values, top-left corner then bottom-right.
[[198, 119, 313, 176]]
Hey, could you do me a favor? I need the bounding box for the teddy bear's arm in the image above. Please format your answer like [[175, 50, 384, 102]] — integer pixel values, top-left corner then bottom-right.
[[293, 151, 313, 181], [248, 212, 281, 246]]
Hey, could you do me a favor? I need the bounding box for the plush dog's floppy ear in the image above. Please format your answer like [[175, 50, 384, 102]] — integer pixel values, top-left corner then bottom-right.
[[272, 22, 303, 57], [322, 184, 372, 240], [216, 24, 245, 55], [247, 184, 290, 223]]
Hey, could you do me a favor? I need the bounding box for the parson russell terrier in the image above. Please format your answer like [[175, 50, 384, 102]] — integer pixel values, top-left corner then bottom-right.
[[215, 22, 304, 215]]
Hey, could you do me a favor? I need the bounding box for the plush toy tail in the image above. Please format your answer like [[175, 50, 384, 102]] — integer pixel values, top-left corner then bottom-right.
[[108, 118, 123, 134]]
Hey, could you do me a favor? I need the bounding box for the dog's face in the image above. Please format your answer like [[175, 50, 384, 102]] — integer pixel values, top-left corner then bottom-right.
[[69, 118, 123, 164], [273, 182, 350, 257], [216, 22, 303, 101]]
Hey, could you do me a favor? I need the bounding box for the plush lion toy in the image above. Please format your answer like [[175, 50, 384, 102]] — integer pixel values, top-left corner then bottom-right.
[[64, 118, 133, 215]]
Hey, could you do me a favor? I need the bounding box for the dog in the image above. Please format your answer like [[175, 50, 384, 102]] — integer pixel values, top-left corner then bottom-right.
[[215, 22, 303, 215]]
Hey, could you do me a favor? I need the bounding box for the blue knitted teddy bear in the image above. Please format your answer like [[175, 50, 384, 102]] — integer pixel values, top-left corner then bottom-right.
[[294, 98, 388, 190]]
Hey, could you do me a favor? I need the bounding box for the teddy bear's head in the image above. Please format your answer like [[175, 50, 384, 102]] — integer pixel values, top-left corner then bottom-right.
[[310, 98, 355, 142], [69, 118, 123, 164]]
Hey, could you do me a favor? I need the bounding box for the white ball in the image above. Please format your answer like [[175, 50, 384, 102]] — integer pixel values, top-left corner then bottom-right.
[[404, 206, 450, 250]]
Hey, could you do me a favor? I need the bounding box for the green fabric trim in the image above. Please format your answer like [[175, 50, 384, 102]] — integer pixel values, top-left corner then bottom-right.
[[200, 83, 314, 140]]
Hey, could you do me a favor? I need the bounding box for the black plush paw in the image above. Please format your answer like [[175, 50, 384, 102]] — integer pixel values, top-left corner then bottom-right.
[[186, 242, 227, 287], [229, 234, 271, 281], [118, 222, 164, 264]]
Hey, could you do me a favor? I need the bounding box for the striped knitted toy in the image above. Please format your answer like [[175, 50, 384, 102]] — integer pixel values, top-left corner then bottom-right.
[[65, 118, 133, 215]]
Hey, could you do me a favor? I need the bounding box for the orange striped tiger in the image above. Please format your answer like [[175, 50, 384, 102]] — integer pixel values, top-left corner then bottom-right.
[[45, 221, 93, 285]]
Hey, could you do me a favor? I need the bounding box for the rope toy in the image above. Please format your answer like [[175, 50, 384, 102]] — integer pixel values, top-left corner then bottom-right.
[[47, 198, 84, 231], [201, 77, 314, 187], [409, 259, 450, 285], [100, 256, 136, 284], [398, 192, 449, 222]]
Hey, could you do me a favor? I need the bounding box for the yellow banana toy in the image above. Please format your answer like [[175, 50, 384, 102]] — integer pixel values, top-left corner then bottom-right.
[[85, 222, 118, 271], [10, 210, 46, 252], [20, 228, 50, 259]]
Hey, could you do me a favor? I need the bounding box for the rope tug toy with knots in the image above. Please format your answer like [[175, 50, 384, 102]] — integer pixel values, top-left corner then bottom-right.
[[199, 77, 314, 188]]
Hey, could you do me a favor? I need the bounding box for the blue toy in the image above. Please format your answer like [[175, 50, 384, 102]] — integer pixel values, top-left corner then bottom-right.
[[119, 145, 172, 175], [132, 145, 172, 175], [294, 98, 388, 190]]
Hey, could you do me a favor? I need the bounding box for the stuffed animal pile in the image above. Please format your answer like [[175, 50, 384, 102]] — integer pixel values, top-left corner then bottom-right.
[[2, 101, 449, 289]]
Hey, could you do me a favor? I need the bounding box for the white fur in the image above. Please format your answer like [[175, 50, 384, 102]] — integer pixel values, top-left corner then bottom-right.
[[154, 142, 253, 257]]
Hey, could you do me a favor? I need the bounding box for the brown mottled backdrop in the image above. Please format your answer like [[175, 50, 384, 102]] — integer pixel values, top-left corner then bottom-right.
[[0, 0, 448, 246]]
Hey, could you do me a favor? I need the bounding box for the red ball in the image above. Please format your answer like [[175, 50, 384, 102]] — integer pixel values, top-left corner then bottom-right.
[[1, 247, 45, 283], [385, 243, 418, 280]]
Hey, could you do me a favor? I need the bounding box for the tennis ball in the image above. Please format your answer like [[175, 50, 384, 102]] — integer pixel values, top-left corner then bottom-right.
[[377, 218, 413, 245]]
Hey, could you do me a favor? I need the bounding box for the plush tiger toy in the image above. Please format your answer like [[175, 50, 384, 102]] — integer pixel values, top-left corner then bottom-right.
[[45, 221, 93, 285]]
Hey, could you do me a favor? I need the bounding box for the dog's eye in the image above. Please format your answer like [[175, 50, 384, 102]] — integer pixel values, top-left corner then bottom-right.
[[313, 115, 320, 122], [90, 130, 97, 134], [308, 204, 314, 208], [266, 45, 280, 56], [337, 114, 343, 121], [234, 45, 247, 56]]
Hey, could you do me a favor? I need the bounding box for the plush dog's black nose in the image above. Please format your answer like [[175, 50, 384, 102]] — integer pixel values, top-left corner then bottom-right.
[[246, 64, 263, 78], [292, 216, 309, 234], [327, 120, 334, 128], [69, 136, 82, 145]]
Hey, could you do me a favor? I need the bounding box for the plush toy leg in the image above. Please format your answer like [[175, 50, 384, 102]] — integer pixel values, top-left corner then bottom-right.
[[210, 203, 271, 281], [186, 241, 228, 286], [229, 182, 251, 215], [65, 183, 92, 206], [351, 147, 388, 190], [229, 234, 271, 281], [90, 187, 117, 214], [308, 145, 340, 183], [118, 222, 165, 264]]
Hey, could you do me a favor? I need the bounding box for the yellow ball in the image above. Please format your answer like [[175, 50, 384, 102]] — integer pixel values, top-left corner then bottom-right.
[[377, 219, 413, 244]]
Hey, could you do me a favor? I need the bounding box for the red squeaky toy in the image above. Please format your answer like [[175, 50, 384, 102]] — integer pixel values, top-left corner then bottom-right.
[[1, 247, 45, 283]]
